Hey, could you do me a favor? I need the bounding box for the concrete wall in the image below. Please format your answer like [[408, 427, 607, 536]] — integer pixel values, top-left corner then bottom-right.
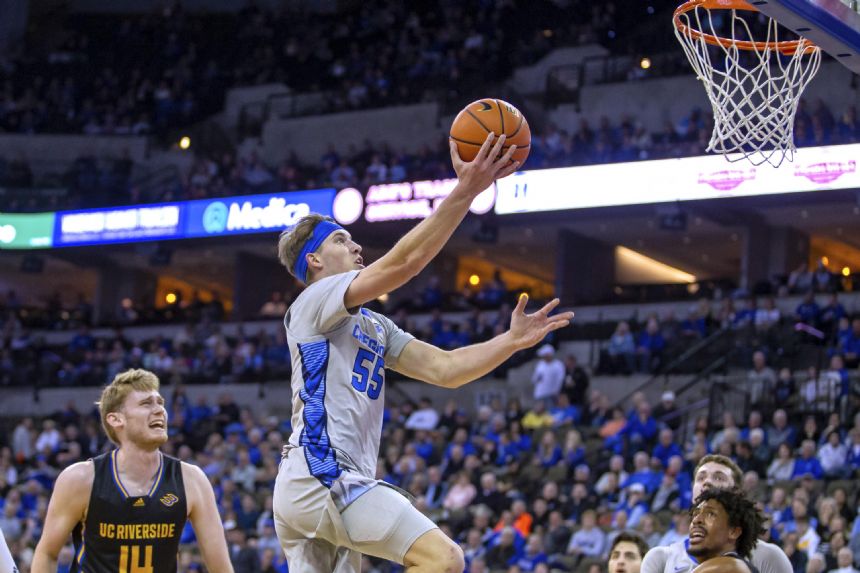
[[0, 134, 148, 163], [257, 103, 442, 165], [221, 84, 290, 131], [512, 45, 610, 95], [0, 256, 99, 306], [548, 61, 859, 133]]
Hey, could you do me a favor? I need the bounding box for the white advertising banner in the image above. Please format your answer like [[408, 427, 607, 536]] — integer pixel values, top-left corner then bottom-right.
[[494, 143, 860, 215]]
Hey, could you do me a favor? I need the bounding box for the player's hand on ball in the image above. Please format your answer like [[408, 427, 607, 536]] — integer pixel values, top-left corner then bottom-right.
[[508, 294, 575, 351], [449, 133, 520, 198]]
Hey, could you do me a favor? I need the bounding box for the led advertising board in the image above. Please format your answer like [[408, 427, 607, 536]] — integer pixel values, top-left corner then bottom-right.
[[332, 179, 495, 225], [0, 213, 55, 249], [494, 143, 860, 215], [52, 189, 336, 247]]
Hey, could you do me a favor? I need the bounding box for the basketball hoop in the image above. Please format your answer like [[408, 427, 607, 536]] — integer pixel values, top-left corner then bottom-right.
[[674, 0, 822, 167]]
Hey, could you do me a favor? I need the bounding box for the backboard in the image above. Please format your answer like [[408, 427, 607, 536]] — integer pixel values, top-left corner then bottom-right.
[[753, 0, 860, 73]]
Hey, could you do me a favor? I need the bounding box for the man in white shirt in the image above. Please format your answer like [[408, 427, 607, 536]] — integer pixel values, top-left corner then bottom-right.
[[34, 420, 61, 454], [404, 397, 440, 431], [532, 344, 565, 403], [567, 509, 606, 559], [829, 547, 860, 573]]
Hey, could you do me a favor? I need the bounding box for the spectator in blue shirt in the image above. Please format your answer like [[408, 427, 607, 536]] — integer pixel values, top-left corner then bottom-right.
[[794, 291, 820, 325], [841, 318, 860, 368], [636, 318, 666, 373], [68, 326, 95, 353], [615, 483, 649, 528], [846, 428, 860, 475], [550, 393, 581, 426], [444, 427, 477, 460], [623, 451, 661, 494], [563, 429, 587, 468], [731, 297, 756, 329], [516, 534, 549, 572], [624, 402, 658, 450], [537, 432, 563, 468], [791, 439, 824, 479], [819, 293, 846, 334], [680, 309, 708, 339], [773, 369, 797, 411], [740, 410, 767, 443], [485, 527, 524, 570], [606, 321, 636, 375], [768, 409, 798, 450], [419, 274, 443, 310], [652, 428, 683, 468]]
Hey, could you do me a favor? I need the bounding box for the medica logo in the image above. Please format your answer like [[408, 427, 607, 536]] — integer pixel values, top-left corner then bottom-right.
[[202, 197, 311, 234]]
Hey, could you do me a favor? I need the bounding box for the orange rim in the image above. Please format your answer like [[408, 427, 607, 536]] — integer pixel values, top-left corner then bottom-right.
[[674, 0, 818, 55]]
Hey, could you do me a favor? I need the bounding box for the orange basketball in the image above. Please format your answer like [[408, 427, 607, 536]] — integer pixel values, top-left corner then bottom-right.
[[450, 98, 530, 166]]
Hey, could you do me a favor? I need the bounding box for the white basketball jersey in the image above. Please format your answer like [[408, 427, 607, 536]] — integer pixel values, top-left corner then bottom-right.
[[284, 270, 414, 483]]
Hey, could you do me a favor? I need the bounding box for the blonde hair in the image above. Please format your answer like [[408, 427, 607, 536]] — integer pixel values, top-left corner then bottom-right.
[[277, 214, 336, 282], [97, 369, 160, 444]]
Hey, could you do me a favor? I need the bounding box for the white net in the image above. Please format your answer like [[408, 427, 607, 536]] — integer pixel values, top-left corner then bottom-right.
[[674, 3, 822, 167]]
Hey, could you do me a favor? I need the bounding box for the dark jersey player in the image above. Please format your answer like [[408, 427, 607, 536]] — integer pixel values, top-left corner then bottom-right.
[[32, 369, 233, 573]]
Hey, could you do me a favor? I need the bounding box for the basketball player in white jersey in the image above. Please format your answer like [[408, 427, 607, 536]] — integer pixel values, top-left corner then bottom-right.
[[274, 134, 574, 572], [641, 454, 791, 573], [0, 529, 18, 573]]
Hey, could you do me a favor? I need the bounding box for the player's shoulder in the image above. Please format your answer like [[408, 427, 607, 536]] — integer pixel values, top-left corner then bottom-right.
[[285, 270, 359, 324], [642, 543, 672, 562], [752, 540, 783, 555], [300, 270, 359, 298], [751, 539, 791, 571], [644, 539, 687, 561], [55, 459, 95, 494], [644, 544, 670, 555], [179, 460, 207, 482]]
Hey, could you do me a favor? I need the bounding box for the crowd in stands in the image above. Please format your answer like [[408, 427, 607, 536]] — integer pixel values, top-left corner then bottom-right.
[[3, 98, 858, 213], [1, 358, 860, 572], [0, 264, 858, 572], [0, 0, 612, 137], [599, 289, 858, 377], [0, 270, 542, 388], [1, 262, 858, 390]]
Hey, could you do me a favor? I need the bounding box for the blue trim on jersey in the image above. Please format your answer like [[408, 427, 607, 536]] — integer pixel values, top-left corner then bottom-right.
[[297, 340, 342, 488], [684, 538, 699, 564]]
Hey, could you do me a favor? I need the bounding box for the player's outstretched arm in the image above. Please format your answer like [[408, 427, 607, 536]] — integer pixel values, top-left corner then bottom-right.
[[183, 463, 234, 573], [344, 134, 519, 309], [32, 462, 93, 573], [394, 294, 573, 388]]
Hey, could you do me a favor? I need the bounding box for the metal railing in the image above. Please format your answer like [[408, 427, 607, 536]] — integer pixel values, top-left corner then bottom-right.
[[614, 326, 733, 408], [544, 51, 697, 109], [131, 164, 182, 201]]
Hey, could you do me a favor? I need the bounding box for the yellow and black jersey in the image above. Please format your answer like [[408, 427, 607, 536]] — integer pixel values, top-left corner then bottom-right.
[[72, 451, 187, 573]]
